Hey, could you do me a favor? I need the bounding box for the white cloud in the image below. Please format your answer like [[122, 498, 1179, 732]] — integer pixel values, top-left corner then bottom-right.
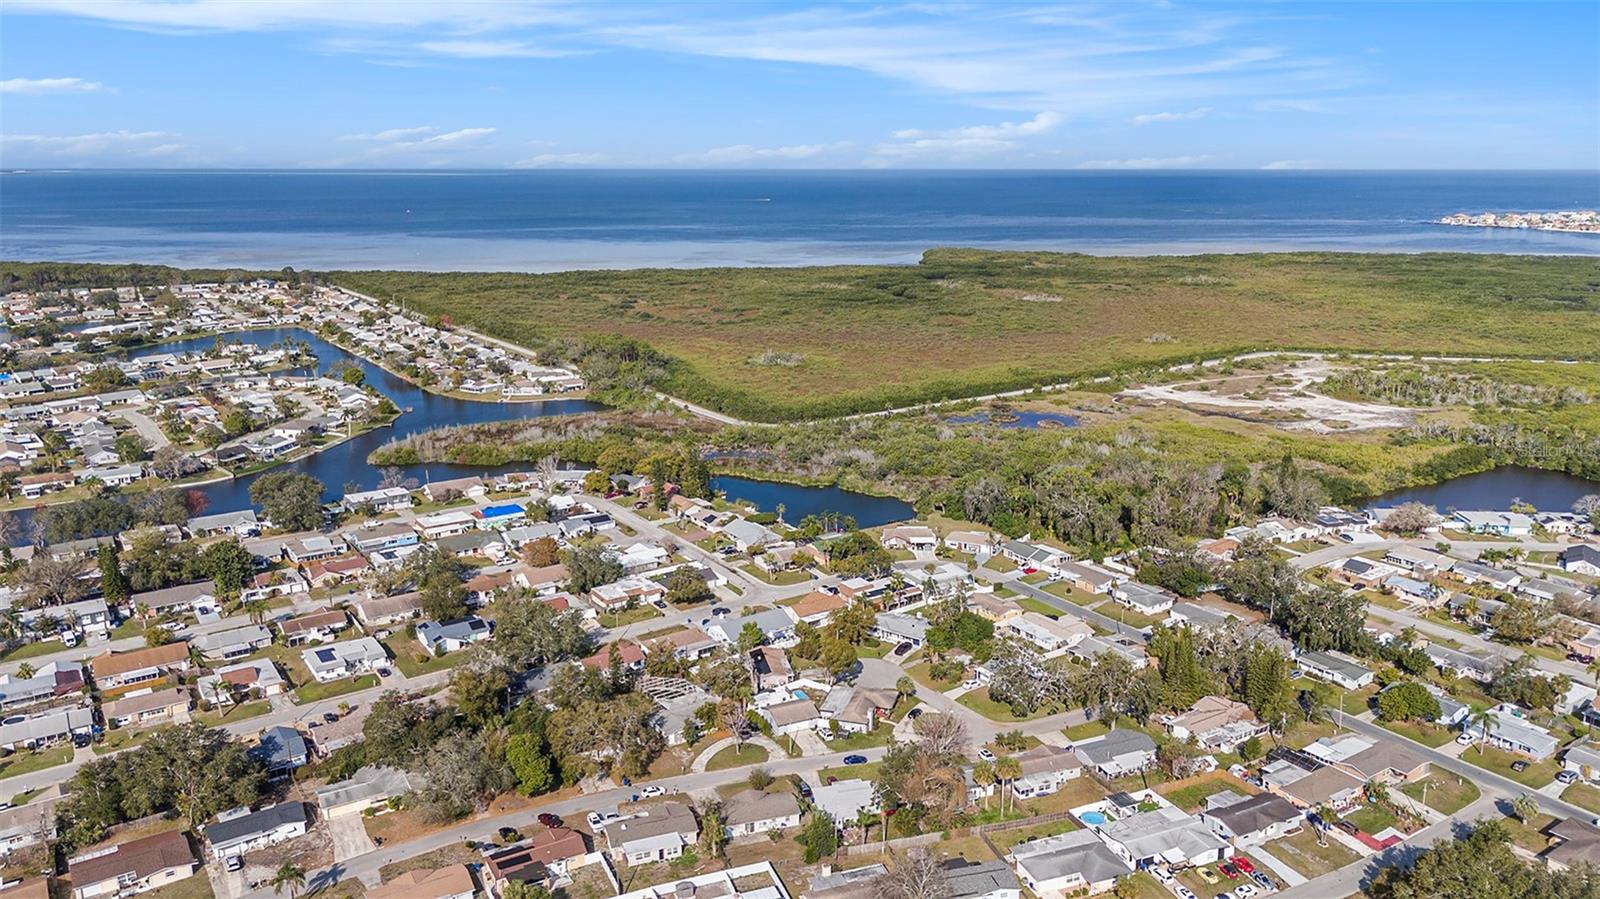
[[1, 130, 179, 156], [512, 152, 609, 168], [4, 0, 573, 33], [1131, 107, 1211, 125], [874, 112, 1061, 161], [415, 39, 575, 58], [0, 76, 106, 94], [677, 141, 851, 165], [1261, 159, 1324, 170], [337, 126, 496, 150], [1076, 154, 1217, 169]]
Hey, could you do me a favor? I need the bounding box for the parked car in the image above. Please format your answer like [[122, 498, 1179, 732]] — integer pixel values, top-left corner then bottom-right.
[[225, 856, 243, 872], [1176, 889, 1199, 899], [797, 781, 813, 799], [1197, 867, 1221, 885], [1456, 732, 1476, 745], [893, 642, 914, 656], [586, 811, 605, 831], [536, 813, 562, 828], [640, 785, 666, 798], [1235, 885, 1259, 899], [843, 755, 868, 765], [977, 748, 996, 762], [1251, 871, 1275, 890], [1232, 857, 1256, 874], [711, 607, 731, 618], [1511, 760, 1530, 773], [1220, 861, 1240, 879], [1558, 770, 1581, 785], [907, 707, 923, 720], [322, 712, 340, 724], [1151, 867, 1174, 884]]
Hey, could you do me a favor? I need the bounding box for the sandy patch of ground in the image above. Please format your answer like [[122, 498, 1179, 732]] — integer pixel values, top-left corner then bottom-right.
[[1119, 358, 1417, 433]]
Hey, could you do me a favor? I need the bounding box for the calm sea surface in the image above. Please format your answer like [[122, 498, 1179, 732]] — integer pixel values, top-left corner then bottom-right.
[[2, 170, 1596, 271]]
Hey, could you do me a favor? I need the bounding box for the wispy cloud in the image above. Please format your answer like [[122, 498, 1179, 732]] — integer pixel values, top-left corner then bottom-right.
[[4, 0, 574, 33], [1131, 107, 1211, 125], [1076, 154, 1217, 169], [677, 141, 851, 165], [338, 126, 497, 150], [0, 130, 181, 156], [0, 76, 106, 94], [874, 112, 1061, 161], [512, 152, 610, 168], [415, 39, 577, 59], [1261, 159, 1324, 170]]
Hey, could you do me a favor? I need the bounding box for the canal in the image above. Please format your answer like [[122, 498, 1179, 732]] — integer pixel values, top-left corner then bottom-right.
[[23, 329, 913, 530]]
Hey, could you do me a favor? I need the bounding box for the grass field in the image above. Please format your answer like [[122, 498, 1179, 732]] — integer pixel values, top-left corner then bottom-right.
[[705, 743, 769, 771], [1264, 827, 1360, 878], [1399, 773, 1481, 815], [335, 251, 1600, 420]]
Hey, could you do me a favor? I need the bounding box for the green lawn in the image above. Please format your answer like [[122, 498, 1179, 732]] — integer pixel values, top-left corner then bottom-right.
[[1377, 717, 1455, 748], [989, 816, 1082, 851], [294, 673, 380, 705], [1501, 813, 1558, 854], [1460, 744, 1562, 788], [1017, 597, 1067, 618], [382, 635, 469, 678], [1342, 802, 1399, 835], [0, 640, 71, 663], [818, 760, 883, 783], [94, 727, 156, 755], [981, 555, 1019, 573], [193, 701, 271, 726], [705, 743, 769, 771], [1264, 827, 1361, 879], [1159, 777, 1248, 812], [906, 660, 960, 692], [1063, 719, 1112, 742], [1041, 582, 1101, 605], [1561, 782, 1600, 815], [822, 726, 895, 753], [600, 606, 664, 628], [741, 564, 811, 586], [958, 688, 1059, 722], [1399, 774, 1481, 815], [0, 745, 73, 780]]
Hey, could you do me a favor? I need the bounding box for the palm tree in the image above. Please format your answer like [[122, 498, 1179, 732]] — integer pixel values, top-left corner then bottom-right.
[[697, 801, 727, 860], [1586, 656, 1600, 689], [1468, 706, 1495, 756], [15, 663, 34, 680], [1512, 792, 1540, 823], [895, 676, 917, 708], [270, 862, 306, 898], [995, 756, 1022, 816], [972, 760, 996, 811]]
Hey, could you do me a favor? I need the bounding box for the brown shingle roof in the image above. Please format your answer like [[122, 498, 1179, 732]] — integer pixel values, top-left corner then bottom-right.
[[69, 829, 195, 888], [90, 641, 190, 679]]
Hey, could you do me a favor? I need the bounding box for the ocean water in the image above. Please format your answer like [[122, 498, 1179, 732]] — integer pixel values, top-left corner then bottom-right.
[[1, 170, 1596, 271]]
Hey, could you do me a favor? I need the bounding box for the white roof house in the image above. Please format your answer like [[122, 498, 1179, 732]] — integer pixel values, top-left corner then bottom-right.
[[300, 637, 388, 682]]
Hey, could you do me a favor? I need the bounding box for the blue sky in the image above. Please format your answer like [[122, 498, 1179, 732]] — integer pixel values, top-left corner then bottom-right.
[[1, 1, 1595, 170]]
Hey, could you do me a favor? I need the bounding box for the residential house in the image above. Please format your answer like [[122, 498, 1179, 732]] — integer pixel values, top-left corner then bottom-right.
[[1200, 792, 1303, 848], [580, 640, 647, 674], [277, 609, 349, 645], [1560, 545, 1600, 577], [1563, 745, 1600, 783], [341, 486, 413, 513], [1072, 729, 1157, 779], [761, 699, 822, 737], [648, 628, 719, 662], [103, 687, 191, 730], [1110, 582, 1175, 617], [942, 859, 1022, 899], [483, 826, 588, 890], [68, 829, 198, 899], [0, 706, 93, 751], [239, 568, 310, 605], [1452, 510, 1535, 537], [198, 659, 286, 706], [316, 766, 423, 819], [1543, 817, 1600, 871], [790, 591, 847, 626], [415, 510, 477, 540], [286, 536, 343, 564], [1009, 745, 1083, 798], [811, 779, 879, 824], [707, 609, 796, 646], [1008, 829, 1129, 897], [1066, 635, 1149, 670], [1384, 546, 1455, 575], [416, 616, 493, 654], [589, 576, 667, 612], [193, 624, 272, 661], [1425, 644, 1498, 683], [354, 592, 423, 628], [1267, 764, 1365, 812], [251, 726, 309, 779], [821, 685, 897, 735], [1162, 695, 1268, 753], [130, 580, 215, 617], [186, 509, 261, 538], [1165, 602, 1232, 631], [1451, 559, 1522, 591], [1097, 806, 1229, 869], [301, 637, 388, 683], [722, 789, 801, 839], [0, 661, 86, 711], [90, 642, 191, 690], [870, 612, 929, 649], [422, 477, 484, 502], [601, 802, 699, 865], [750, 646, 793, 690], [1296, 650, 1374, 690], [510, 563, 569, 596], [1002, 612, 1092, 655], [880, 525, 937, 552], [344, 522, 420, 555], [1468, 703, 1560, 760], [1056, 561, 1118, 595], [970, 593, 1024, 623], [943, 530, 996, 556], [204, 802, 308, 859], [305, 555, 370, 588], [1381, 681, 1469, 727]]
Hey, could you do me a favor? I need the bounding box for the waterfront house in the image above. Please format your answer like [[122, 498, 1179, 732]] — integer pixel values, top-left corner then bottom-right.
[[341, 486, 413, 513], [880, 525, 938, 552], [186, 509, 261, 538], [1452, 510, 1535, 537]]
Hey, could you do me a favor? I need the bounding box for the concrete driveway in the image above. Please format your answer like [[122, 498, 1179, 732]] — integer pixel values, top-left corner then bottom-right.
[[328, 813, 378, 862]]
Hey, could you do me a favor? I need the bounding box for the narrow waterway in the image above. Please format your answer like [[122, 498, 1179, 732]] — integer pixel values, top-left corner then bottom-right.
[[20, 329, 913, 532]]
